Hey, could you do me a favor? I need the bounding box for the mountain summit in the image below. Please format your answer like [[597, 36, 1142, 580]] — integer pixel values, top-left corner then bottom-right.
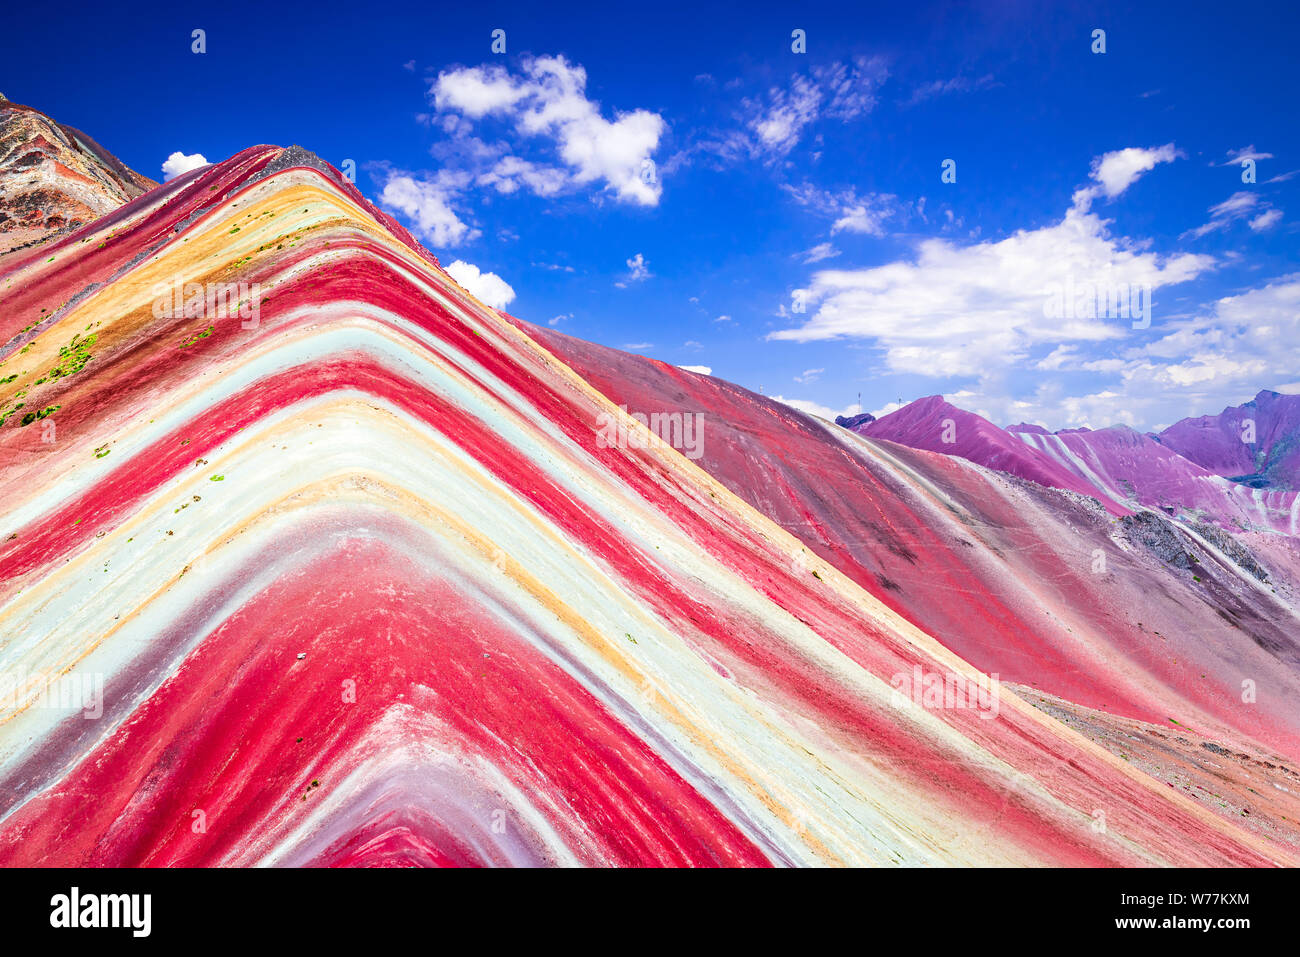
[[1158, 390, 1300, 490], [0, 99, 155, 256]]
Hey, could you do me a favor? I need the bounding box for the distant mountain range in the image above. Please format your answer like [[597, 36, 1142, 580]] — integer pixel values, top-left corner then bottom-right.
[[842, 391, 1300, 534]]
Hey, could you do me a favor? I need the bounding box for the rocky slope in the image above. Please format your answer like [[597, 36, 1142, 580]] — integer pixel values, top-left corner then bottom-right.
[[0, 94, 155, 257]]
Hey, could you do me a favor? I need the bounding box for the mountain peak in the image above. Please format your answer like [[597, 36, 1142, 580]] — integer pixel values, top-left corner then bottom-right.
[[1159, 389, 1300, 489], [1006, 422, 1050, 435], [911, 393, 955, 412], [0, 98, 155, 257]]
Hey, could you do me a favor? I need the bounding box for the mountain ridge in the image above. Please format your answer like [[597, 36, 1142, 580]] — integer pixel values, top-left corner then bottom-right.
[[1, 116, 1298, 865], [842, 392, 1300, 533]]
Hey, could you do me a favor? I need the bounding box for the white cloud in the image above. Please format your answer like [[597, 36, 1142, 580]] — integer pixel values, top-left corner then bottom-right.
[[678, 364, 712, 375], [1131, 275, 1300, 392], [432, 56, 666, 206], [903, 73, 996, 107], [800, 242, 840, 263], [1221, 145, 1274, 165], [1210, 191, 1261, 217], [1182, 191, 1276, 239], [832, 205, 891, 236], [815, 57, 889, 119], [747, 75, 822, 156], [771, 150, 1213, 378], [444, 260, 516, 309], [615, 253, 650, 288], [960, 275, 1300, 429], [433, 64, 528, 117], [1074, 143, 1180, 207], [794, 367, 824, 384], [784, 183, 900, 237], [770, 395, 861, 422], [476, 156, 568, 196], [161, 151, 209, 181], [1035, 345, 1081, 371], [714, 314, 732, 323], [1007, 388, 1136, 431], [736, 57, 887, 160], [378, 171, 478, 247], [1249, 208, 1283, 231]]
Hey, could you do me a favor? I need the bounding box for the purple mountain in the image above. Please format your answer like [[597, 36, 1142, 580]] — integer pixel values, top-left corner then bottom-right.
[[1157, 390, 1300, 491], [853, 396, 1130, 513], [852, 393, 1300, 534]]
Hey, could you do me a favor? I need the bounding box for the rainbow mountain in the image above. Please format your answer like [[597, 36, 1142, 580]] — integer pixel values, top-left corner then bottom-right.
[[1, 138, 1298, 867]]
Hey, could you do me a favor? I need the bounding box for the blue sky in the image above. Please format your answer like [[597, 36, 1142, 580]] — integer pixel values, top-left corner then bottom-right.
[[3, 0, 1299, 430]]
